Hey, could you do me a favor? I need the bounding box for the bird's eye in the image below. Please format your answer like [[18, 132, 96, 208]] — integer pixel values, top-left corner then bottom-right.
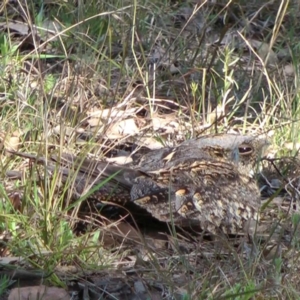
[[238, 144, 253, 155]]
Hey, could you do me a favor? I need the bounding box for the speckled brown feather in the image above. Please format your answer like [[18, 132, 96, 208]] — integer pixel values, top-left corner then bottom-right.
[[9, 134, 268, 234]]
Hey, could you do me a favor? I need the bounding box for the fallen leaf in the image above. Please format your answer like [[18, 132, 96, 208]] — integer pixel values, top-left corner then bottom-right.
[[249, 39, 278, 65], [8, 191, 23, 211], [107, 118, 139, 137], [8, 285, 69, 300], [283, 64, 294, 77], [5, 136, 20, 152]]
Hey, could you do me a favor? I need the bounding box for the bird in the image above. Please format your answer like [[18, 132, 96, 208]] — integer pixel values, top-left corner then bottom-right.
[[127, 133, 269, 233], [9, 133, 269, 234]]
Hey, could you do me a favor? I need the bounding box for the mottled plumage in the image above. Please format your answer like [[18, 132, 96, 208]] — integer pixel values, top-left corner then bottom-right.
[[11, 134, 268, 234]]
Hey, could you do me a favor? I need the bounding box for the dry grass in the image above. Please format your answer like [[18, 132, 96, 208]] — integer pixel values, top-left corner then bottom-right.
[[1, 0, 300, 299]]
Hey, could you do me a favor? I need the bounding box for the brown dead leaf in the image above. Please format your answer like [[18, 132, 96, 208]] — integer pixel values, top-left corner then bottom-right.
[[106, 154, 133, 165], [8, 285, 69, 300], [8, 191, 23, 211], [87, 107, 136, 121], [249, 39, 278, 65], [87, 117, 102, 127], [0, 131, 21, 152], [53, 125, 76, 137], [5, 136, 20, 152], [206, 104, 226, 125], [283, 64, 295, 77], [106, 118, 139, 138], [0, 20, 64, 41], [0, 21, 38, 36], [284, 142, 300, 150], [0, 257, 25, 264]]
